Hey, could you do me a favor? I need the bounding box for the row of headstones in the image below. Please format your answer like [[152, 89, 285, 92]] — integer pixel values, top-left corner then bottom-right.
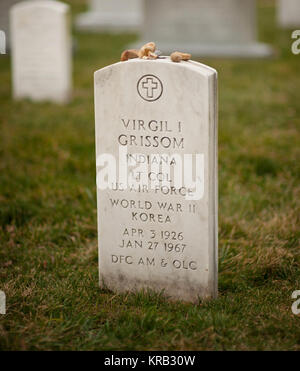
[[78, 0, 300, 31], [3, 1, 300, 50], [2, 0, 300, 105], [3, 0, 300, 42], [2, 0, 300, 104], [77, 0, 300, 57]]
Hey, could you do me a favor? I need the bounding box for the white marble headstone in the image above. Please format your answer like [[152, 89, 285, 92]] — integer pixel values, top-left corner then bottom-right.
[[76, 0, 142, 32], [277, 0, 300, 28], [10, 0, 72, 103], [131, 0, 272, 58], [94, 58, 218, 303]]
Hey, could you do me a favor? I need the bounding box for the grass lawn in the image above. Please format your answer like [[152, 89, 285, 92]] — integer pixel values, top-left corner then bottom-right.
[[0, 0, 299, 350]]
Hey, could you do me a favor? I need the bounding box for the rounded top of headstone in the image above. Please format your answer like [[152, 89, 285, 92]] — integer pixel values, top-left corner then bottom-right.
[[95, 57, 217, 79], [11, 0, 69, 14]]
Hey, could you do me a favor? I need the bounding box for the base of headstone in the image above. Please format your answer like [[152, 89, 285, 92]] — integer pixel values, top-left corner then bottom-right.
[[130, 41, 274, 58], [75, 12, 141, 32]]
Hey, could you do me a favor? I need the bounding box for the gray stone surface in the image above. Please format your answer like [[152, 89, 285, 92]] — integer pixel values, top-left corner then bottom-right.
[[131, 0, 273, 58], [11, 0, 72, 103], [0, 0, 21, 46], [76, 0, 142, 32], [94, 58, 218, 303], [278, 0, 300, 28]]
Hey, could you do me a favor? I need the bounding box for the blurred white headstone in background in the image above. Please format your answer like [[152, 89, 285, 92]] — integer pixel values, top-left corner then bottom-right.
[[278, 0, 300, 28], [0, 31, 6, 55], [11, 0, 72, 104], [0, 0, 21, 47], [131, 0, 273, 58], [76, 0, 142, 32]]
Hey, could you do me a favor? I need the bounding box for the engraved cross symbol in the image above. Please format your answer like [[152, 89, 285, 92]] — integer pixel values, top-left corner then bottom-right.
[[137, 74, 163, 102], [142, 77, 158, 98]]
